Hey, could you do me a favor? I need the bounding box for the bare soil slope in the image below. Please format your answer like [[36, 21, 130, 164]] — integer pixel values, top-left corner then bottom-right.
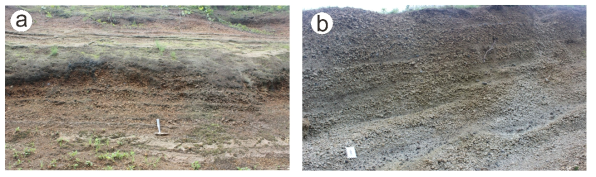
[[302, 5, 585, 171], [5, 6, 289, 170]]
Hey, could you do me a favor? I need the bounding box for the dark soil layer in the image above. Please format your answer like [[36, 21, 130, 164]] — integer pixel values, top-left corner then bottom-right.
[[302, 5, 585, 171], [5, 5, 289, 170]]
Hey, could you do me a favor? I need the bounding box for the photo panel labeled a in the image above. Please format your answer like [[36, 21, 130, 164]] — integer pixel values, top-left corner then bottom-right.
[[5, 5, 290, 170]]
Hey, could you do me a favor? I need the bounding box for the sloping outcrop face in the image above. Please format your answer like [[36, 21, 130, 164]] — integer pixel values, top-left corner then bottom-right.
[[302, 5, 585, 170], [5, 6, 289, 170]]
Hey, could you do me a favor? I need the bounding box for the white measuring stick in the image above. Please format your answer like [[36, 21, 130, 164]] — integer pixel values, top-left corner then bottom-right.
[[156, 119, 161, 134], [346, 147, 357, 158]]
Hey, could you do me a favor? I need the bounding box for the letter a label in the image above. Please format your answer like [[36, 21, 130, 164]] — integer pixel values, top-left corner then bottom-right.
[[11, 10, 33, 32]]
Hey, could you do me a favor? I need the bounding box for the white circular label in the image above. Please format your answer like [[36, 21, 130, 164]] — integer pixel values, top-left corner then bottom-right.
[[11, 10, 33, 32], [311, 12, 333, 34]]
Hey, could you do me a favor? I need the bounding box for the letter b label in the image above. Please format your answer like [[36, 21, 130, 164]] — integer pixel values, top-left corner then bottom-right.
[[311, 12, 333, 34]]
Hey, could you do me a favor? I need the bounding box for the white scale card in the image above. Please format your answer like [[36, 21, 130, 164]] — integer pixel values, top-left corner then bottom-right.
[[346, 147, 357, 158]]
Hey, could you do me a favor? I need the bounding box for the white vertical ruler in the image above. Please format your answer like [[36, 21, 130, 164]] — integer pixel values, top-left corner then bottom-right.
[[156, 119, 162, 134]]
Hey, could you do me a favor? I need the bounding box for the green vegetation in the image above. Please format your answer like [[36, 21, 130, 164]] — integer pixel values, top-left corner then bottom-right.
[[72, 163, 79, 169], [203, 6, 285, 34], [96, 153, 112, 161], [155, 40, 166, 55], [281, 44, 290, 50], [12, 147, 35, 159], [381, 5, 479, 14], [50, 45, 59, 57], [390, 8, 400, 14], [191, 161, 201, 170], [22, 147, 35, 157], [145, 156, 161, 168], [179, 6, 194, 16], [57, 138, 68, 147], [23, 5, 286, 35], [237, 167, 251, 170], [85, 161, 93, 166], [380, 8, 400, 14], [191, 123, 230, 145], [192, 6, 215, 21], [12, 149, 19, 158], [50, 159, 57, 168], [104, 166, 113, 170], [198, 6, 214, 14], [97, 150, 129, 161], [218, 18, 271, 35], [15, 127, 20, 132], [130, 151, 136, 163], [112, 150, 128, 160], [94, 138, 102, 152], [127, 165, 135, 170], [69, 150, 79, 158], [170, 51, 177, 60], [450, 5, 479, 9], [223, 5, 289, 12], [151, 157, 161, 167], [14, 159, 22, 166]]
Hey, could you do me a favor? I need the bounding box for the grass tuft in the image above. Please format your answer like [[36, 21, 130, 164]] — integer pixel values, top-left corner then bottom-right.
[[237, 167, 251, 170], [191, 161, 201, 170], [50, 46, 59, 57], [170, 51, 177, 60], [155, 40, 166, 55], [69, 150, 78, 158]]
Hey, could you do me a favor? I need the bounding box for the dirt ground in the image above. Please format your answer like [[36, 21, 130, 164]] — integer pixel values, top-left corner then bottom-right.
[[5, 5, 289, 170], [302, 5, 585, 170]]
